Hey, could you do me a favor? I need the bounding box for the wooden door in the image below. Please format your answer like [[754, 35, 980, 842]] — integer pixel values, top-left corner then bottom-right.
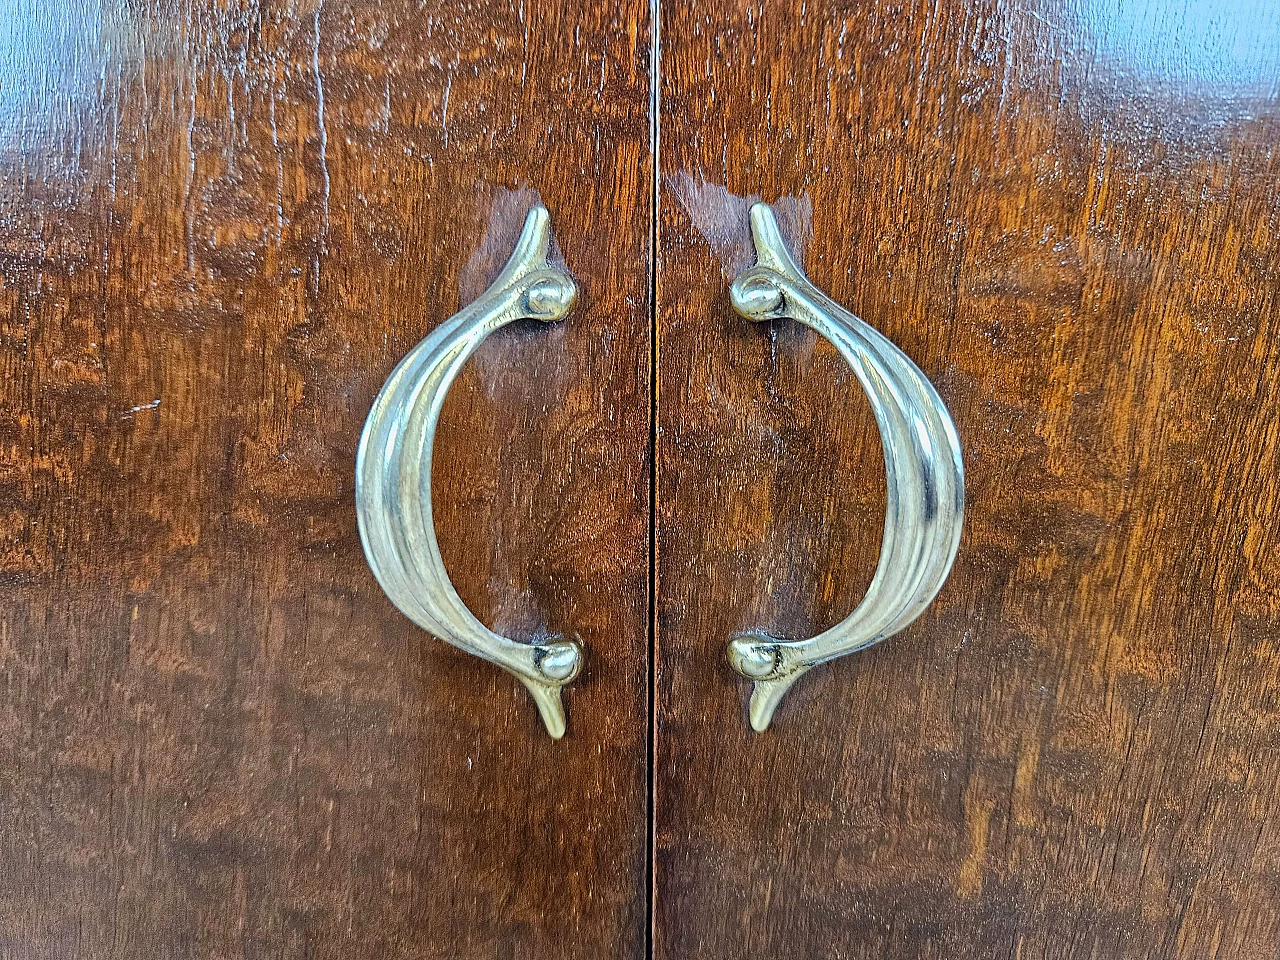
[[7, 1, 1280, 958], [0, 2, 652, 957], [655, 2, 1280, 958]]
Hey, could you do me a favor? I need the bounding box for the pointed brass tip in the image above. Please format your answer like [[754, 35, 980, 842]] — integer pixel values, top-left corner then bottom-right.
[[746, 203, 776, 262], [740, 201, 802, 284], [747, 675, 802, 732], [522, 678, 569, 740], [748, 683, 777, 732], [748, 200, 776, 235], [504, 203, 554, 279], [523, 202, 551, 234]]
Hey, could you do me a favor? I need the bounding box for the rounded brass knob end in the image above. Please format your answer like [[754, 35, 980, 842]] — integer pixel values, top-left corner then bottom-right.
[[727, 636, 782, 681], [730, 272, 785, 321], [525, 272, 577, 322], [536, 639, 583, 684]]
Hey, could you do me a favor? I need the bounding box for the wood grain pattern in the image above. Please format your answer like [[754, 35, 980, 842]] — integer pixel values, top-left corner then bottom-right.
[[0, 2, 651, 958], [655, 2, 1280, 958]]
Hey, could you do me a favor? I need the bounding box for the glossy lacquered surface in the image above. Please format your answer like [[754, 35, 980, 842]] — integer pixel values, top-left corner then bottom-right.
[[656, 1, 1280, 958], [0, 2, 652, 958], [4, 0, 1280, 958]]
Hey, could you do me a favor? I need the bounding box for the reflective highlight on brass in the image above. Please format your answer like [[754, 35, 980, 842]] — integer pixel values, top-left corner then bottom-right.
[[728, 203, 966, 732], [355, 205, 580, 738]]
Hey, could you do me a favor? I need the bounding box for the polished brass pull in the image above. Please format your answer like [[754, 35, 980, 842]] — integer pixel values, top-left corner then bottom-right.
[[355, 205, 581, 738], [727, 203, 965, 731]]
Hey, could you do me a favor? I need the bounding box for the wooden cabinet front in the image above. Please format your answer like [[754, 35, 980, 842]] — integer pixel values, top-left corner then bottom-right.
[[656, 3, 1280, 957], [3, 1, 1279, 958], [0, 2, 652, 957]]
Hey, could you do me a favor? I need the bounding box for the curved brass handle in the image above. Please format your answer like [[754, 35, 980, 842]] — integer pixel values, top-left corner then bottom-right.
[[355, 205, 581, 738], [727, 203, 965, 731]]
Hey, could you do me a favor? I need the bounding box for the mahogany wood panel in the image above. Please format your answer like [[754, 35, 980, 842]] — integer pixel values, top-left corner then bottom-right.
[[0, 2, 651, 958], [655, 2, 1280, 958]]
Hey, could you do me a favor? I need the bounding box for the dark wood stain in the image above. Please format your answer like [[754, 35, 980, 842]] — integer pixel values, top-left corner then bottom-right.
[[655, 2, 1280, 958], [0, 2, 652, 957], [6, 0, 1280, 957]]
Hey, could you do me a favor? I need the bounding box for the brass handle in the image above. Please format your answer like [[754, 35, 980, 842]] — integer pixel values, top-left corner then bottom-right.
[[355, 206, 581, 738], [727, 203, 965, 731]]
